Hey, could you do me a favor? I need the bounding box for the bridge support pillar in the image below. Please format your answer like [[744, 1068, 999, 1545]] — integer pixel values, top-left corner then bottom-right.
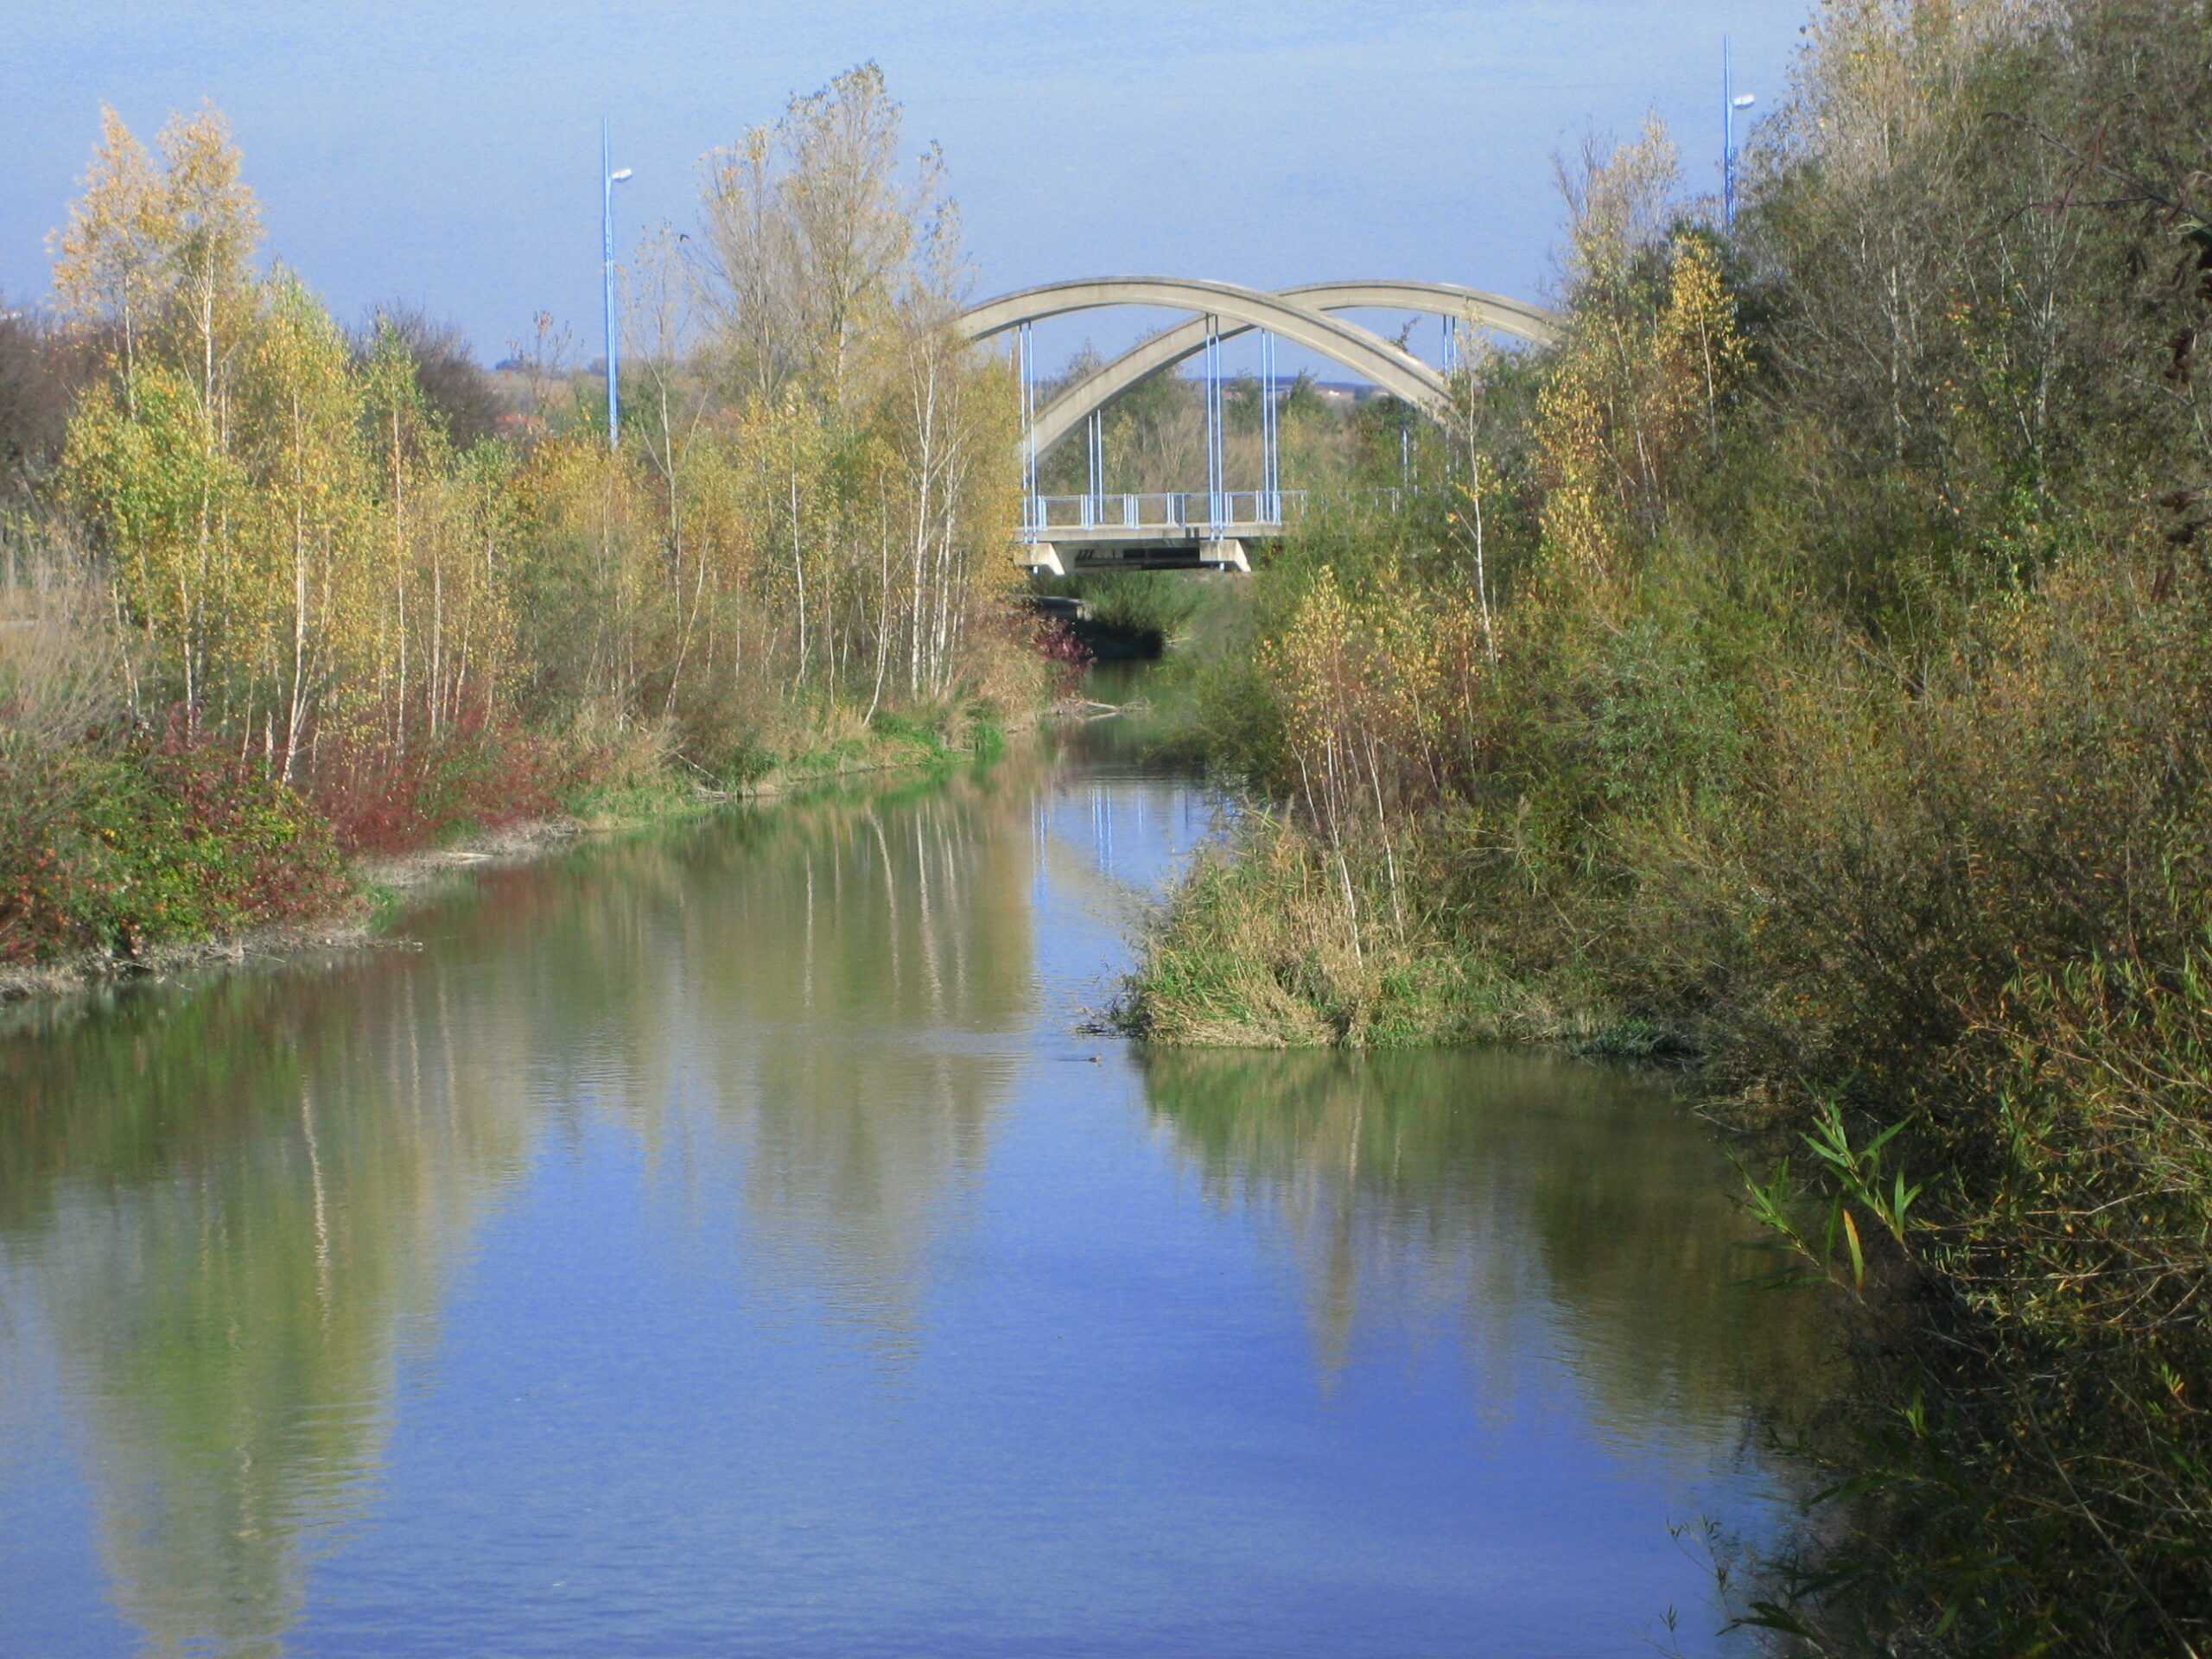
[[1198, 539, 1250, 574], [1017, 542, 1066, 577]]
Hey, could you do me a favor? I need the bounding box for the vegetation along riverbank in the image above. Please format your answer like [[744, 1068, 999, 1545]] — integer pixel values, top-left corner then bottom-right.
[[1119, 3, 2212, 1653], [0, 65, 1071, 992]]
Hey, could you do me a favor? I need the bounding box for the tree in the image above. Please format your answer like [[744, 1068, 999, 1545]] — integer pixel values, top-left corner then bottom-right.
[[64, 365, 245, 721], [0, 305, 102, 498], [49, 106, 174, 414], [359, 320, 451, 746], [698, 63, 934, 413], [237, 275, 368, 777], [357, 303, 504, 449], [1533, 120, 1745, 592], [154, 103, 262, 423], [622, 226, 716, 717]]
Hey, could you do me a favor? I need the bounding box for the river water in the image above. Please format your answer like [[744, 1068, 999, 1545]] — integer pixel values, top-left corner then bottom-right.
[[0, 699, 1819, 1656]]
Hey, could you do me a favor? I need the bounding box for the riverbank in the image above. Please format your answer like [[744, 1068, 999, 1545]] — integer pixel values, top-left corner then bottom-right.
[[1109, 10, 2212, 1641], [0, 709, 1052, 1007], [1123, 552, 2212, 1649], [1116, 817, 1671, 1057]]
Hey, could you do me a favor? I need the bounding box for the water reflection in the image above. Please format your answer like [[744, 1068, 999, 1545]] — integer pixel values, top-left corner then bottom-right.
[[0, 728, 1820, 1658], [1141, 1047, 1824, 1443], [0, 762, 1055, 1652], [642, 779, 1039, 1345], [0, 962, 537, 1656]]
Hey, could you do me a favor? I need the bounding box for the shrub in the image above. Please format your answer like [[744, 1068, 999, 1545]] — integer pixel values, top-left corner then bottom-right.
[[309, 712, 573, 853], [1703, 547, 2212, 1651], [2, 732, 354, 963], [0, 736, 86, 962]]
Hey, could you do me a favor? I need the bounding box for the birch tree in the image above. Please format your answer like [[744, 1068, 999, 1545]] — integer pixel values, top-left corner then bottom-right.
[[237, 275, 367, 776], [49, 106, 174, 416]]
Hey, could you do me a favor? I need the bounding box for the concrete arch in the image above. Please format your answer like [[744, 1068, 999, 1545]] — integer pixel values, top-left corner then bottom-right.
[[959, 276, 1451, 428], [1029, 281, 1558, 458], [961, 277, 1558, 459]]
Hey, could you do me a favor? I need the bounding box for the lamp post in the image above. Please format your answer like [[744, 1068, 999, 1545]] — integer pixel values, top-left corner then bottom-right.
[[1724, 38, 1756, 230], [601, 121, 633, 449]]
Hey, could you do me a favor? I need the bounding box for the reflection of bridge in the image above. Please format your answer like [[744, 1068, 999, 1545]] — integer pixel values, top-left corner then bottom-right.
[[958, 276, 1557, 574]]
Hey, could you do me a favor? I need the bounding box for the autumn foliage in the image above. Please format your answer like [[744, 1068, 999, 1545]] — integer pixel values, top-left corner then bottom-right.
[[2, 68, 1041, 963], [1125, 3, 2212, 1649]]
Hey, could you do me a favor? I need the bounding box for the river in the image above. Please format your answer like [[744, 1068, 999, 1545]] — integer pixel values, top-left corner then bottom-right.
[[0, 692, 1820, 1656]]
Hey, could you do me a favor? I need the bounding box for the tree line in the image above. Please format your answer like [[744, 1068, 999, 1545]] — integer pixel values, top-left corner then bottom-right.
[[0, 67, 1039, 960]]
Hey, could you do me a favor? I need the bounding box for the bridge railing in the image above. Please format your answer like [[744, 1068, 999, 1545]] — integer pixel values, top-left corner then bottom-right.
[[1023, 490, 1318, 537], [1020, 488, 1438, 542]]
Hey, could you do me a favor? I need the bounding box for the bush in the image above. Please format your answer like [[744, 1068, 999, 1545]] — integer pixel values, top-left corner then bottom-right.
[[309, 713, 573, 853], [0, 737, 86, 962], [1698, 548, 2212, 1651], [1, 733, 353, 963]]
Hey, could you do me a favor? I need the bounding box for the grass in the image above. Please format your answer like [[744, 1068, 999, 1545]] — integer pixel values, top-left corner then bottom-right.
[[1117, 821, 1562, 1050], [563, 772, 708, 827], [750, 704, 1006, 795]]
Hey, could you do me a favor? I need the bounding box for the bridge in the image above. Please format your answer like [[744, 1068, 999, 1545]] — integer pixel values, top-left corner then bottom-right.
[[957, 276, 1558, 574]]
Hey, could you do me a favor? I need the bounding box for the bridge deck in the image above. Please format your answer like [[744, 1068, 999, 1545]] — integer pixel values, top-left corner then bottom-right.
[[1024, 489, 1293, 536], [1038, 521, 1284, 548], [1014, 488, 1421, 573], [1020, 537, 1259, 575]]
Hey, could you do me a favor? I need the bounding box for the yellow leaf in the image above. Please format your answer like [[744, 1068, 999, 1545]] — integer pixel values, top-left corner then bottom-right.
[[1841, 1208, 1866, 1290]]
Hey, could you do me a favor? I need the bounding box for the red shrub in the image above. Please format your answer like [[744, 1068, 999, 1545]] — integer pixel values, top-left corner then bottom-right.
[[1034, 615, 1092, 696], [308, 710, 574, 854]]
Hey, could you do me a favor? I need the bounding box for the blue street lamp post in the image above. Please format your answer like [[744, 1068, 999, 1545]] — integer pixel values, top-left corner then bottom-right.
[[601, 122, 633, 449], [1724, 39, 1756, 230]]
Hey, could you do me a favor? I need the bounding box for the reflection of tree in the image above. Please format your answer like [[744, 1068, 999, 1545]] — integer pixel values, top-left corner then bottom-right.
[[0, 748, 1066, 1650], [408, 760, 1046, 1349], [1139, 1047, 1828, 1448], [0, 958, 538, 1656], [679, 776, 1039, 1348]]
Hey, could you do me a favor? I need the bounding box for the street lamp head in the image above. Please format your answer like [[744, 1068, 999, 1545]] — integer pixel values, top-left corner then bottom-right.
[[1732, 93, 1758, 109], [609, 167, 634, 183]]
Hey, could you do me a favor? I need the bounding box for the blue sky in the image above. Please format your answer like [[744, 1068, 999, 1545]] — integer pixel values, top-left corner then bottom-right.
[[3, 1, 1799, 374]]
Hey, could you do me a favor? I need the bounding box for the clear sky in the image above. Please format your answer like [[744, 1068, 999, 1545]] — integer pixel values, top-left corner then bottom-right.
[[2, 1, 1799, 375]]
